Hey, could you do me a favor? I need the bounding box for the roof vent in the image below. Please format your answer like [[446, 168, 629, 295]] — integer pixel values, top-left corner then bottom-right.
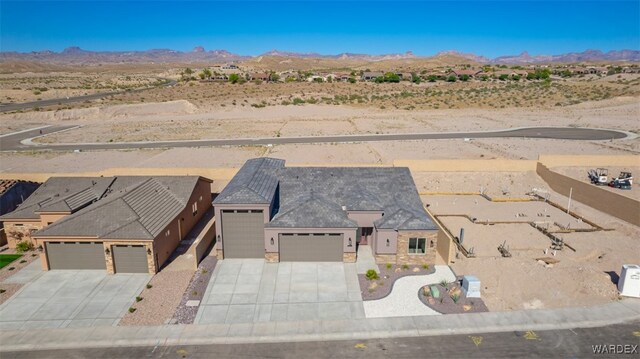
[[92, 180, 96, 186], [341, 205, 346, 211]]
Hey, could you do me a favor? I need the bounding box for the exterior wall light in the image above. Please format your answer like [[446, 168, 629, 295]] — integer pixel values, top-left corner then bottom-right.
[[270, 237, 274, 245], [147, 248, 152, 255], [386, 239, 390, 247], [348, 238, 352, 247], [105, 247, 110, 255], [217, 234, 221, 243]]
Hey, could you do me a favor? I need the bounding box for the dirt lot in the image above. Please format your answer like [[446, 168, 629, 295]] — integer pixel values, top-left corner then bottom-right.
[[426, 194, 639, 312], [426, 195, 594, 230]]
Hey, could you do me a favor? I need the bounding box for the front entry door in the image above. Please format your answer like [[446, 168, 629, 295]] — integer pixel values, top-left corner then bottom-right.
[[360, 227, 373, 245]]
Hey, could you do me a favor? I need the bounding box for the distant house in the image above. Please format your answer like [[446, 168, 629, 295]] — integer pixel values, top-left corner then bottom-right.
[[586, 67, 608, 75], [0, 180, 40, 246], [622, 66, 640, 74], [250, 73, 271, 82], [335, 72, 351, 82], [307, 75, 326, 82], [449, 69, 483, 79], [362, 71, 384, 81], [222, 64, 239, 70], [279, 70, 300, 82], [569, 67, 588, 75], [492, 70, 528, 79], [0, 176, 212, 274]]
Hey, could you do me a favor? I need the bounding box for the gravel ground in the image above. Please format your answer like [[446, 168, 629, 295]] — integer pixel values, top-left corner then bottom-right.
[[172, 255, 218, 324], [0, 249, 40, 305], [358, 264, 435, 301], [362, 265, 456, 318], [118, 269, 191, 326], [418, 278, 489, 314]]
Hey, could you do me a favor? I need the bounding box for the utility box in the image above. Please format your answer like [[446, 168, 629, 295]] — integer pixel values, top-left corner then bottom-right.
[[618, 265, 640, 298], [462, 275, 481, 298]]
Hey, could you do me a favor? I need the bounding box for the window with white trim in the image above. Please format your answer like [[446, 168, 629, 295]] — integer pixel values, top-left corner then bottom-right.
[[408, 237, 426, 254], [192, 202, 198, 216]]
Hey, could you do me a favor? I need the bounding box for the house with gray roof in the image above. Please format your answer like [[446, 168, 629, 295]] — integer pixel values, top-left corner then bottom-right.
[[213, 158, 442, 265], [1, 176, 212, 274]]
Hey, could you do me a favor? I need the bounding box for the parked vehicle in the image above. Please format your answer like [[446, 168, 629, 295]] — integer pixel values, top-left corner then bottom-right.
[[609, 171, 633, 189], [588, 168, 609, 185]]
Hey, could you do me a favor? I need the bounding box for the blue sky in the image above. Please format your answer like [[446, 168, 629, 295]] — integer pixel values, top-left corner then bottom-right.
[[1, 1, 639, 57]]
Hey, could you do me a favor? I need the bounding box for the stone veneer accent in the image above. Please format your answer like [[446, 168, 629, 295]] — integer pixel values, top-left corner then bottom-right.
[[103, 241, 156, 274], [374, 231, 438, 266], [374, 254, 397, 264], [265, 253, 279, 263], [343, 252, 356, 263], [4, 223, 43, 249], [216, 248, 224, 260]]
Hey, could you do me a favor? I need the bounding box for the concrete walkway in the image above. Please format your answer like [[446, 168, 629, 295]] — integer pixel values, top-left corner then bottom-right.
[[1, 299, 638, 351], [355, 245, 379, 274], [363, 265, 457, 318]]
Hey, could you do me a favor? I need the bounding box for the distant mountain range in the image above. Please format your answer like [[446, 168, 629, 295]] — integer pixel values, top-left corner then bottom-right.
[[1, 46, 639, 64]]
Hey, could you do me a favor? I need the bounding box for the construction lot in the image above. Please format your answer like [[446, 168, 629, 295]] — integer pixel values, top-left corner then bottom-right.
[[423, 194, 639, 311]]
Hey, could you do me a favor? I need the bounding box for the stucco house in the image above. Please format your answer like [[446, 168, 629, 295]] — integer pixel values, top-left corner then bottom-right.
[[0, 179, 40, 246], [213, 158, 443, 266], [0, 176, 212, 274]]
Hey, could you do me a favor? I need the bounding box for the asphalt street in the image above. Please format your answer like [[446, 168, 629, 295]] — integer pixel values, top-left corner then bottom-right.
[[0, 126, 629, 152], [4, 321, 639, 358], [0, 79, 176, 113]]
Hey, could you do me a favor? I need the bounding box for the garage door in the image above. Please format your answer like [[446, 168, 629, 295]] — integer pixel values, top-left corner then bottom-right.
[[113, 245, 148, 273], [46, 241, 106, 270], [221, 210, 264, 258], [279, 233, 343, 262]]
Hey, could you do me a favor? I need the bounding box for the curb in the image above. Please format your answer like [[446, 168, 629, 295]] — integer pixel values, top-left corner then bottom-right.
[[1, 299, 638, 351]]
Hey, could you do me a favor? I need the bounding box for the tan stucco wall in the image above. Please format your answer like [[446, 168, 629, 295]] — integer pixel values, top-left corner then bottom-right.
[[154, 177, 212, 270], [3, 221, 43, 248], [435, 229, 454, 265], [346, 211, 383, 227], [373, 228, 397, 254], [537, 163, 640, 226], [39, 213, 69, 226]]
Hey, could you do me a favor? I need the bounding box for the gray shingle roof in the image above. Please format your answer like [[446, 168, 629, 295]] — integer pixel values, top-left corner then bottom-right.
[[0, 177, 114, 220], [34, 176, 201, 240], [267, 192, 358, 228], [273, 166, 436, 230], [214, 158, 284, 204]]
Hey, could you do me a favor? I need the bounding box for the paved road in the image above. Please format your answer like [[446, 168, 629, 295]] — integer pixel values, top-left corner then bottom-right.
[[5, 321, 639, 358], [0, 79, 176, 113], [0, 126, 629, 152]]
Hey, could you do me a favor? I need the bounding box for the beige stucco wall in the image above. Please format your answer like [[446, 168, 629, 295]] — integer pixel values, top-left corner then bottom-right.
[[3, 221, 43, 248], [154, 177, 212, 270], [39, 213, 69, 226], [346, 211, 383, 227], [435, 229, 454, 265], [373, 228, 397, 254]]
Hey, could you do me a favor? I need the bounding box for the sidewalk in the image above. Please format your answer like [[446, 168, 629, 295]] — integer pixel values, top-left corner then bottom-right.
[[1, 298, 638, 351]]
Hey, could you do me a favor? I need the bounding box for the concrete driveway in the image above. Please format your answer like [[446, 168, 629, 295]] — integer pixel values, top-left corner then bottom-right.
[[0, 261, 150, 330], [195, 259, 364, 324]]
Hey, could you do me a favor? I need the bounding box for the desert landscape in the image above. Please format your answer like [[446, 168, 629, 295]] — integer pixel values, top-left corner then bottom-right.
[[0, 52, 638, 316]]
